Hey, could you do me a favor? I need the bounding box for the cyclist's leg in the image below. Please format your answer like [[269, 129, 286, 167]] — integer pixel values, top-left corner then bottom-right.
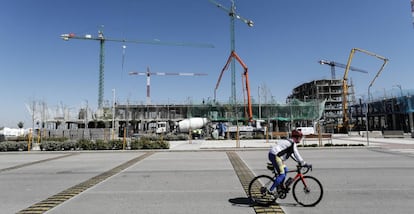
[[268, 154, 286, 191], [274, 157, 287, 188]]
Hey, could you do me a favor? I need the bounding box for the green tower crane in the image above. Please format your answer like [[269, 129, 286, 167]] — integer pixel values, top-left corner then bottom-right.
[[209, 0, 253, 105]]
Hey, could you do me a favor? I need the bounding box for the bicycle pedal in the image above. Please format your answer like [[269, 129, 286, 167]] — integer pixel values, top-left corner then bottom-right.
[[279, 192, 287, 199]]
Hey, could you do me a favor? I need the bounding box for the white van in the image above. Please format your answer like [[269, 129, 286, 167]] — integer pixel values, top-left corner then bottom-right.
[[296, 127, 315, 135]]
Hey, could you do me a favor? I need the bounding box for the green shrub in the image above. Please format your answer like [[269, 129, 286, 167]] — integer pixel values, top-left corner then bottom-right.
[[40, 141, 77, 151], [0, 141, 28, 151], [130, 138, 169, 150], [163, 134, 188, 141], [40, 141, 58, 151], [109, 140, 124, 150], [155, 140, 169, 149], [130, 139, 144, 149], [1, 137, 169, 152], [61, 140, 77, 150], [95, 139, 110, 150], [77, 139, 93, 150]]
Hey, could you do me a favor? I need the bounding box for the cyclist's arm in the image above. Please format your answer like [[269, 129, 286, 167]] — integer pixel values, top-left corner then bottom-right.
[[292, 144, 306, 166]]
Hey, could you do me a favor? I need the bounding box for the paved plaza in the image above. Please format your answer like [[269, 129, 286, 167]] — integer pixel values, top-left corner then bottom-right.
[[0, 135, 413, 214]]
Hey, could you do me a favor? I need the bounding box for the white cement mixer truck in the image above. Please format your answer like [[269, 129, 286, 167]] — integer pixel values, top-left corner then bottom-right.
[[154, 117, 208, 136], [176, 117, 208, 133]]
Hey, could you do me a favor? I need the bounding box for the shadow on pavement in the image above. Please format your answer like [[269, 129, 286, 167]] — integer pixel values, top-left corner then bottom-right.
[[228, 197, 254, 207], [228, 197, 299, 208]]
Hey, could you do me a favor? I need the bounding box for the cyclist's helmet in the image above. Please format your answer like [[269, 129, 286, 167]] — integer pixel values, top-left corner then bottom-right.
[[291, 129, 303, 138]]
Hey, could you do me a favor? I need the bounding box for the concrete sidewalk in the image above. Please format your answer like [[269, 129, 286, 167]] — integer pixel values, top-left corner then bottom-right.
[[168, 135, 414, 151]]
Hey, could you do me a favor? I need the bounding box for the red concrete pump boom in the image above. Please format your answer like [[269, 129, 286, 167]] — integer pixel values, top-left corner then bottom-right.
[[214, 51, 253, 122]]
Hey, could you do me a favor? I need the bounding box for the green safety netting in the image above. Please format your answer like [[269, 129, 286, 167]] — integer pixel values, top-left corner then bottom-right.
[[201, 99, 326, 122], [267, 99, 326, 121]]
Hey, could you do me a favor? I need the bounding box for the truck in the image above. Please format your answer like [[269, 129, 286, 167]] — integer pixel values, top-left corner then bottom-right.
[[154, 118, 208, 136], [155, 121, 167, 134], [176, 117, 208, 133], [219, 119, 267, 139], [176, 117, 208, 139]]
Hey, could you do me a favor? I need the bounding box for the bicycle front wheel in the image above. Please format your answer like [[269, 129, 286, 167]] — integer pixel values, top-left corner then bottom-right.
[[292, 175, 323, 207], [248, 175, 276, 206]]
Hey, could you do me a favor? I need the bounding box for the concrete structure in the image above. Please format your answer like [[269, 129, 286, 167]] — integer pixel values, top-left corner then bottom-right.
[[350, 95, 414, 135], [287, 79, 348, 133]]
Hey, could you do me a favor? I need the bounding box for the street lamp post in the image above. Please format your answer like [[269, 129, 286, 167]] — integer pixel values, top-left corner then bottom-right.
[[393, 84, 403, 97], [258, 86, 261, 119]]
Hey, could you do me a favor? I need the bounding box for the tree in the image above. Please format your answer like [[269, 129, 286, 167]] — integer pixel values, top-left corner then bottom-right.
[[18, 121, 24, 129]]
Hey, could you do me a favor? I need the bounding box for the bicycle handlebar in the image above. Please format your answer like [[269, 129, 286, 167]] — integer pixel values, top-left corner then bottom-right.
[[267, 163, 313, 175], [299, 164, 312, 174], [286, 164, 312, 174]]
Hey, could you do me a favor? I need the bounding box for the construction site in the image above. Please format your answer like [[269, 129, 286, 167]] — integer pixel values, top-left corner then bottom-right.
[[28, 80, 414, 141], [14, 2, 414, 142]]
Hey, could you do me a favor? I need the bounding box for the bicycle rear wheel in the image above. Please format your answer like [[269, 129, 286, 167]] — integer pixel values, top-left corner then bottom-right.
[[248, 175, 276, 206], [292, 175, 323, 207]]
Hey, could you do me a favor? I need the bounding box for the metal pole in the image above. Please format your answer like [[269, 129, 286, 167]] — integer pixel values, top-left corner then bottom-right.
[[230, 0, 236, 105], [112, 89, 116, 140], [258, 86, 261, 119], [366, 87, 370, 146]]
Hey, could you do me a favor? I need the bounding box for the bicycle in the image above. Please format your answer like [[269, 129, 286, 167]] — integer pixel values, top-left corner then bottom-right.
[[248, 163, 323, 207]]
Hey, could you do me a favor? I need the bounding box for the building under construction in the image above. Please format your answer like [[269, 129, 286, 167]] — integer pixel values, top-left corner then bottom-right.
[[289, 79, 414, 135], [113, 99, 324, 137], [288, 79, 346, 133], [34, 79, 413, 139], [350, 93, 414, 134]]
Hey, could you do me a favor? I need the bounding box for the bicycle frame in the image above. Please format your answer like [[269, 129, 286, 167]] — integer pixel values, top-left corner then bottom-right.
[[269, 164, 312, 190], [286, 169, 306, 189], [250, 163, 323, 206]]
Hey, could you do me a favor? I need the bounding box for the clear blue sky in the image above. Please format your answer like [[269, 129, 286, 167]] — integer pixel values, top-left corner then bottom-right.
[[1, 0, 414, 128]]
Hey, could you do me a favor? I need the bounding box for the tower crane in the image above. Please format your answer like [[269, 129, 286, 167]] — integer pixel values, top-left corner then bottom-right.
[[60, 29, 214, 110], [209, 0, 253, 105], [129, 67, 207, 105], [318, 59, 368, 79]]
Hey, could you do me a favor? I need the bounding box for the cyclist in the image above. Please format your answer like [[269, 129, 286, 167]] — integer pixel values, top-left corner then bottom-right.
[[268, 129, 308, 193]]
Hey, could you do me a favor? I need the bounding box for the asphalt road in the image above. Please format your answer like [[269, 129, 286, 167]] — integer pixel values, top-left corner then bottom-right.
[[240, 148, 414, 214], [0, 145, 413, 214]]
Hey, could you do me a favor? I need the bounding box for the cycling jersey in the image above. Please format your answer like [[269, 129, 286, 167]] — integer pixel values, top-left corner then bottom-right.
[[269, 139, 305, 166]]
